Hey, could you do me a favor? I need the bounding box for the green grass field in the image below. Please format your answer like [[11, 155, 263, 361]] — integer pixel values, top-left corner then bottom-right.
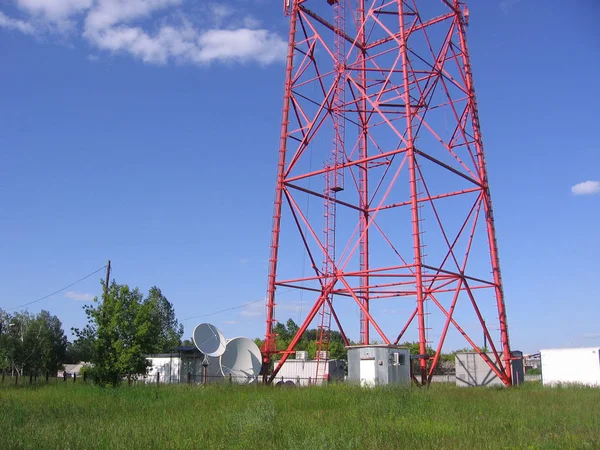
[[1, 381, 599, 449]]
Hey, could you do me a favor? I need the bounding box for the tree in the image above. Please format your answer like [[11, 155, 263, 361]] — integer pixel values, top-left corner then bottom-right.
[[273, 322, 290, 342], [31, 310, 68, 374], [0, 308, 16, 372], [0, 308, 67, 375], [74, 280, 184, 385], [285, 319, 299, 338], [144, 286, 184, 353]]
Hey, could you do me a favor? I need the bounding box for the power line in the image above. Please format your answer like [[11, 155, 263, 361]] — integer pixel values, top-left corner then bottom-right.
[[181, 298, 264, 322], [181, 288, 296, 323], [3, 265, 107, 312]]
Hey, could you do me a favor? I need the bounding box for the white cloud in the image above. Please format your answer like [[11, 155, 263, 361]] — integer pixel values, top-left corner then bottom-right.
[[82, 0, 285, 66], [0, 11, 35, 34], [14, 0, 92, 30], [16, 0, 92, 20], [64, 291, 95, 301], [195, 28, 286, 65], [278, 301, 304, 313], [242, 15, 261, 29], [209, 3, 233, 27], [85, 24, 286, 65], [1, 0, 286, 67], [571, 180, 600, 196], [84, 0, 181, 31]]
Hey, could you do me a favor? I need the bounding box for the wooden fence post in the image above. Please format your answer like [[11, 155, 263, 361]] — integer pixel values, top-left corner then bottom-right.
[[187, 372, 191, 384], [46, 371, 49, 383], [63, 371, 67, 382], [29, 371, 33, 385], [15, 372, 18, 385], [156, 372, 160, 384], [73, 373, 77, 383]]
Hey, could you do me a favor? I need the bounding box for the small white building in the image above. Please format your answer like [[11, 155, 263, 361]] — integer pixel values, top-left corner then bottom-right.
[[540, 347, 600, 387], [58, 362, 90, 378], [347, 345, 411, 387], [144, 346, 221, 384], [273, 353, 345, 386]]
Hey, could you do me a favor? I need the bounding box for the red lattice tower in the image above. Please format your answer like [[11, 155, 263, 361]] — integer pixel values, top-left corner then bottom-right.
[[262, 0, 512, 386]]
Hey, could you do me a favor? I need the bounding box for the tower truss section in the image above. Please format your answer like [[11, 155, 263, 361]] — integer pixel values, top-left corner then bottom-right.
[[262, 0, 512, 386]]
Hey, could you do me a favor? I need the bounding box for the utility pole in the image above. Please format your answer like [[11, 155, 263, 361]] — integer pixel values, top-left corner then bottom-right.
[[483, 320, 487, 350], [104, 260, 111, 298], [102, 260, 111, 320]]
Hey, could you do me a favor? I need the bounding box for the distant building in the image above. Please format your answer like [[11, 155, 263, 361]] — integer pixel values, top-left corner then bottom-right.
[[144, 346, 221, 384], [57, 362, 90, 378], [540, 347, 600, 387], [524, 353, 541, 370]]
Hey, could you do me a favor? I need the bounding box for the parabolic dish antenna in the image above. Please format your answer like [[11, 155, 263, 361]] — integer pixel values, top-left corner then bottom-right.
[[219, 337, 262, 384], [192, 323, 226, 357]]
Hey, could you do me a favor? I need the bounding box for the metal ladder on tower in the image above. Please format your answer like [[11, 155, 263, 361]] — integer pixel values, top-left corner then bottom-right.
[[315, 173, 334, 383], [315, 0, 346, 384]]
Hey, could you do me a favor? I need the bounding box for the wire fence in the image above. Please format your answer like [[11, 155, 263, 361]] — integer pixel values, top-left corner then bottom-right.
[[0, 370, 542, 387], [136, 373, 337, 386], [0, 370, 90, 386], [0, 370, 341, 387]]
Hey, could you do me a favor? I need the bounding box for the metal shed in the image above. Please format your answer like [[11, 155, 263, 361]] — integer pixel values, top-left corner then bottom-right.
[[347, 345, 411, 387], [455, 352, 505, 387], [455, 351, 524, 387], [540, 347, 600, 387]]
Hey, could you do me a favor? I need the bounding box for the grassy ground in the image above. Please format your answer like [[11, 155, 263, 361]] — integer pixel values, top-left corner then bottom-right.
[[1, 381, 599, 449]]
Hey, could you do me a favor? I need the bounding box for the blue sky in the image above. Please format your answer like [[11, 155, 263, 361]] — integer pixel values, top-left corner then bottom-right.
[[0, 0, 598, 355]]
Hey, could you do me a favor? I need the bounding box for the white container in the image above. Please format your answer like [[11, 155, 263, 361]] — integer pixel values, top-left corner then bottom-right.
[[540, 347, 600, 387], [274, 359, 345, 386]]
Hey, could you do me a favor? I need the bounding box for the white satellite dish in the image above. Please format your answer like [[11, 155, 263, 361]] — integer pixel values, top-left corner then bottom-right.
[[219, 337, 262, 384], [192, 323, 226, 357]]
